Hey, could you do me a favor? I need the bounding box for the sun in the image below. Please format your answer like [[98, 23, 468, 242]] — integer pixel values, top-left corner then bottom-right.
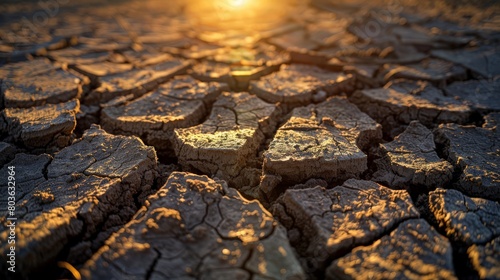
[[187, 0, 294, 28], [227, 0, 246, 8]]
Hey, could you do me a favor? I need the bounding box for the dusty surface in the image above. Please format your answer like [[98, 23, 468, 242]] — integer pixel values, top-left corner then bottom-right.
[[434, 122, 500, 201], [380, 58, 467, 85], [327, 219, 457, 280], [174, 91, 282, 193], [372, 121, 454, 189], [261, 97, 381, 198], [444, 79, 500, 112], [350, 80, 473, 136], [428, 189, 500, 279], [81, 172, 305, 280], [0, 0, 499, 279], [0, 126, 158, 277], [0, 99, 79, 151], [484, 112, 500, 129], [0, 141, 16, 166], [271, 179, 420, 277], [1, 69, 89, 108], [84, 57, 192, 104], [431, 45, 500, 78], [250, 64, 355, 104], [0, 58, 60, 79], [102, 75, 228, 154]]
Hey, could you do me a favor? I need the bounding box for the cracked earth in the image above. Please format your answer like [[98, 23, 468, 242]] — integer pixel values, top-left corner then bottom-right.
[[0, 0, 499, 279]]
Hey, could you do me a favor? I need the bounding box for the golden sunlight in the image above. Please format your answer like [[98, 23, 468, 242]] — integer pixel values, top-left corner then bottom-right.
[[185, 0, 301, 30], [227, 0, 247, 8]]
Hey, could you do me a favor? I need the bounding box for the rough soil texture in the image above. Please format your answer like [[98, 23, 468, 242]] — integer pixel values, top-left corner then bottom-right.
[[101, 75, 228, 153], [372, 121, 454, 189], [327, 219, 457, 280], [190, 44, 290, 91], [0, 126, 158, 277], [271, 179, 420, 276], [432, 45, 500, 78], [0, 99, 80, 151], [484, 112, 500, 129], [1, 0, 499, 279], [428, 189, 500, 279], [83, 57, 192, 104], [434, 122, 500, 201], [250, 64, 355, 104], [261, 97, 381, 199], [444, 79, 500, 112], [380, 58, 467, 85], [1, 69, 89, 109], [174, 92, 282, 192], [0, 58, 60, 79], [81, 172, 305, 280], [350, 80, 473, 136]]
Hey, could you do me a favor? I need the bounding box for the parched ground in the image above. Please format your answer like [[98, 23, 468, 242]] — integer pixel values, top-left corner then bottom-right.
[[0, 0, 499, 279]]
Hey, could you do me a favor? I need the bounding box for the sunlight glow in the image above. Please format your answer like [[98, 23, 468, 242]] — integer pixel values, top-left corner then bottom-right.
[[186, 0, 298, 30], [227, 0, 246, 7]]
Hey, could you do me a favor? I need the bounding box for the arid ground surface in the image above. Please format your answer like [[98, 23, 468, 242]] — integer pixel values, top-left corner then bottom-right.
[[0, 0, 499, 279]]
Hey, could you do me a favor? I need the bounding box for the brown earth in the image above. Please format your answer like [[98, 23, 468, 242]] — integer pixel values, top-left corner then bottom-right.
[[0, 0, 499, 279]]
